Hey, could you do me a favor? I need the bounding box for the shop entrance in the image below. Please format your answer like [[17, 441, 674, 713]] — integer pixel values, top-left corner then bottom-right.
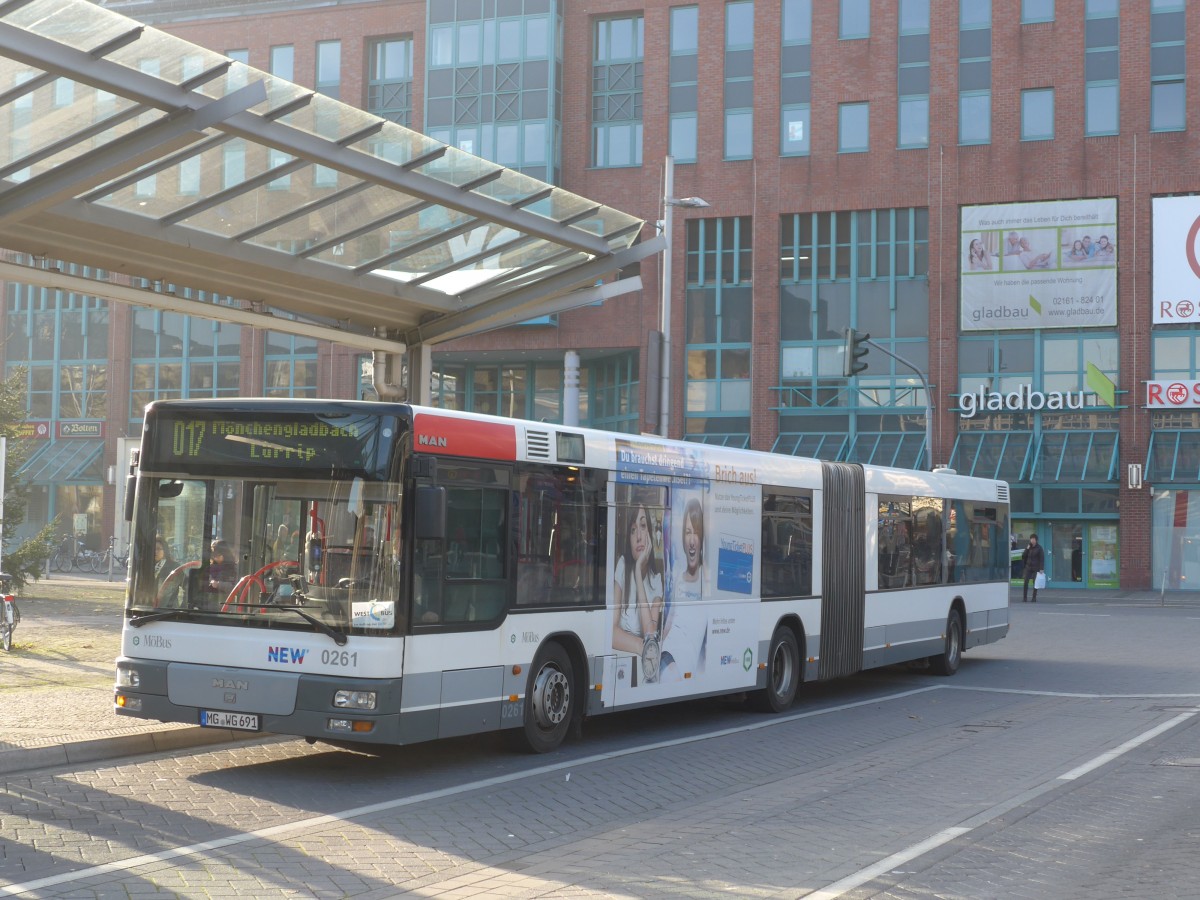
[[1011, 520, 1119, 588]]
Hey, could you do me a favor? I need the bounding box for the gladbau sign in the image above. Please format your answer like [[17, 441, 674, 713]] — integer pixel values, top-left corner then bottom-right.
[[958, 385, 1087, 419]]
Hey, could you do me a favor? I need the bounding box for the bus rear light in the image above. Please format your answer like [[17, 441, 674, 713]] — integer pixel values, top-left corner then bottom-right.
[[333, 690, 376, 710]]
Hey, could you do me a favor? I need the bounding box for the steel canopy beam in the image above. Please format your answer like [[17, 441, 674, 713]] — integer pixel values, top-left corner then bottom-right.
[[0, 259, 407, 353]]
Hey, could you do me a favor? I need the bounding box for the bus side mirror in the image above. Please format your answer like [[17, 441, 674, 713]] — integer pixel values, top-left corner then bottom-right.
[[123, 476, 136, 523], [415, 486, 446, 541]]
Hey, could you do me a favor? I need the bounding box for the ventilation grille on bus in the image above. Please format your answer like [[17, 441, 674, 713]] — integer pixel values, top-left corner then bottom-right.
[[996, 484, 1010, 503], [526, 430, 551, 460]]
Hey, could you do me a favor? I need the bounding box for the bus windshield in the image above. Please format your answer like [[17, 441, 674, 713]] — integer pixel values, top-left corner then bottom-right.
[[128, 473, 405, 638]]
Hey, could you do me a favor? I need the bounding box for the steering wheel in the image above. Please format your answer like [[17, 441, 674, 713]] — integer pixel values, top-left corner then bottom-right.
[[155, 561, 201, 608], [221, 560, 299, 613]]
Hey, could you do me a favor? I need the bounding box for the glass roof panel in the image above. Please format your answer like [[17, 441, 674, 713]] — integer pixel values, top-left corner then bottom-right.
[[0, 0, 647, 327], [9, 1, 136, 53], [309, 205, 481, 272], [244, 184, 424, 258]]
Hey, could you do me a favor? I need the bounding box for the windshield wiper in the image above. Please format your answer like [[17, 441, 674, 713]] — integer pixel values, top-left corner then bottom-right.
[[129, 608, 194, 628], [270, 605, 348, 646]]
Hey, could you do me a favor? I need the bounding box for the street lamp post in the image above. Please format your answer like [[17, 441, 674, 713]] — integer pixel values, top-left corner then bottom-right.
[[659, 155, 708, 438]]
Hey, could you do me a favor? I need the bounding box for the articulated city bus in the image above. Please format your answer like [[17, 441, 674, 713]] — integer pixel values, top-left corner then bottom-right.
[[115, 399, 1010, 753]]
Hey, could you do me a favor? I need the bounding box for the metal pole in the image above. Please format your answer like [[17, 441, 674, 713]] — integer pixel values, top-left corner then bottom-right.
[[863, 339, 935, 470], [659, 155, 674, 438]]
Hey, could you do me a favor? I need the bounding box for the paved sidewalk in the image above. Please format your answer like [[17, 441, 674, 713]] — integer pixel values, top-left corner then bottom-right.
[[2, 576, 1197, 778], [0, 574, 254, 776]]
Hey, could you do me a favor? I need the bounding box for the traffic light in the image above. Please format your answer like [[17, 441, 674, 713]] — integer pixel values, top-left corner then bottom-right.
[[843, 327, 870, 377]]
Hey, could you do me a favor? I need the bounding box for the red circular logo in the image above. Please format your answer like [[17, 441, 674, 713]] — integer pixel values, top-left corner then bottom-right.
[[1166, 382, 1190, 405], [1187, 215, 1200, 280], [1179, 300, 1196, 319]]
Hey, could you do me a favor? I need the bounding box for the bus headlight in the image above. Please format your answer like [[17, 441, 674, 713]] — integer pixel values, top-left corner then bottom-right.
[[333, 690, 376, 710], [117, 667, 141, 688]]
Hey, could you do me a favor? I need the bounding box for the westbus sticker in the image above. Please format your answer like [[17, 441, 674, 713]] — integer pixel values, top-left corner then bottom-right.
[[413, 414, 517, 460], [352, 600, 395, 629]]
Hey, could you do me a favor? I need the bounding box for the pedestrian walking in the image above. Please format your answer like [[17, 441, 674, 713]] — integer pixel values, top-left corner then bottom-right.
[[1022, 533, 1045, 602]]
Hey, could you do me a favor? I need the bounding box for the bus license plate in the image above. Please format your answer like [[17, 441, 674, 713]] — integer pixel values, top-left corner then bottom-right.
[[200, 710, 259, 731]]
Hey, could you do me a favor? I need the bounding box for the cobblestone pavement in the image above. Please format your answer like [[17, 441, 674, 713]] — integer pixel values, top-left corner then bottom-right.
[[0, 575, 250, 775], [3, 584, 1200, 898]]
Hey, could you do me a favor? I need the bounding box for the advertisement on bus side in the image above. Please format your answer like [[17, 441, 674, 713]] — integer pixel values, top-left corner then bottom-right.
[[608, 439, 760, 705]]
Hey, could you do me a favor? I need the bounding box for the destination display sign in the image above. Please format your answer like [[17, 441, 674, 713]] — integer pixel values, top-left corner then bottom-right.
[[144, 408, 400, 478]]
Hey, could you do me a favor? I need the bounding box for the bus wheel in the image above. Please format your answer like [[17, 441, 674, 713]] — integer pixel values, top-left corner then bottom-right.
[[929, 608, 963, 676], [751, 627, 800, 713], [520, 642, 574, 753]]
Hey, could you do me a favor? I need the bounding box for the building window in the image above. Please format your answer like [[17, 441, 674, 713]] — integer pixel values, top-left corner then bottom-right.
[[264, 330, 318, 398], [781, 0, 811, 156], [269, 44, 294, 81], [724, 1, 754, 161], [838, 102, 869, 153], [315, 40, 341, 100], [897, 0, 930, 149], [958, 1, 991, 145], [1021, 88, 1055, 140], [1022, 0, 1054, 22], [685, 217, 753, 446], [592, 15, 644, 168], [1085, 0, 1119, 136], [367, 38, 413, 126], [1150, 0, 1185, 132], [777, 209, 930, 466], [670, 6, 699, 162], [840, 0, 870, 39], [129, 310, 241, 419]]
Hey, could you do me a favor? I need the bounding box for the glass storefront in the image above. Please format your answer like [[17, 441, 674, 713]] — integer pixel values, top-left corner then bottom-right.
[[1151, 489, 1200, 592]]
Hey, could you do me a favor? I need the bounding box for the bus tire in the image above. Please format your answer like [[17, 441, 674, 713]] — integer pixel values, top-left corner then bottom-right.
[[751, 626, 800, 713], [929, 608, 963, 676], [518, 642, 575, 753]]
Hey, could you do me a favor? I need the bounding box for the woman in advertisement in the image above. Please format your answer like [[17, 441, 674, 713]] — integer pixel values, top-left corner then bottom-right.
[[612, 488, 665, 663], [660, 494, 708, 681]]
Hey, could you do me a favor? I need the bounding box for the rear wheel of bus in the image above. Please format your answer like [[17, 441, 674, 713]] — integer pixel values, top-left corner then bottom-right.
[[751, 626, 800, 713], [518, 642, 576, 753], [929, 607, 963, 676]]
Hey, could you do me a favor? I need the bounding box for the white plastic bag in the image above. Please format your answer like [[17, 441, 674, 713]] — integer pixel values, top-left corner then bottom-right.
[[1034, 571, 1046, 590]]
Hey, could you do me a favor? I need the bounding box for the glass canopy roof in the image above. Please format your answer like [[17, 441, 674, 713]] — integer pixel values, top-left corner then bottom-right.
[[0, 0, 656, 349]]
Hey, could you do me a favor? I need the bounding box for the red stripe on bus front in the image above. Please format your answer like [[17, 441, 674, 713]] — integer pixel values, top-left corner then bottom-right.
[[413, 414, 517, 460]]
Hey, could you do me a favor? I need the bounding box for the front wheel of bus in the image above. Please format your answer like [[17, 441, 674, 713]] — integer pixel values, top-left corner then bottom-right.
[[520, 643, 575, 753], [929, 608, 963, 676], [751, 627, 800, 713]]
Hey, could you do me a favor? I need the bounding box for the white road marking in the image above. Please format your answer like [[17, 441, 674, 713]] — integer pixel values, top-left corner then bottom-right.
[[804, 709, 1199, 899], [2, 690, 1195, 898]]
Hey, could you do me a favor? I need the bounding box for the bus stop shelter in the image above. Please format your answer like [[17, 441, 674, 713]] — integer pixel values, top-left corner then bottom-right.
[[0, 0, 659, 401]]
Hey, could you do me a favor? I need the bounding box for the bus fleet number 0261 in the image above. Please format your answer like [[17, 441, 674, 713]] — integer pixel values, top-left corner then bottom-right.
[[322, 649, 359, 667]]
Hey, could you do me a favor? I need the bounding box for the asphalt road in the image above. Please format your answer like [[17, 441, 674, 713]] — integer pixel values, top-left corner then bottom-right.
[[3, 598, 1200, 898]]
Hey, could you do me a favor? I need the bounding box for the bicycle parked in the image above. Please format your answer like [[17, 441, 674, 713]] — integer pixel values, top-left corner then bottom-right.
[[100, 536, 129, 572], [49, 533, 105, 573], [1, 573, 19, 652]]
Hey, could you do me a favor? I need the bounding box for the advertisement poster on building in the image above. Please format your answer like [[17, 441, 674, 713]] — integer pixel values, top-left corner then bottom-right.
[[1153, 195, 1200, 324], [606, 439, 760, 707], [961, 198, 1117, 331], [1088, 524, 1119, 589]]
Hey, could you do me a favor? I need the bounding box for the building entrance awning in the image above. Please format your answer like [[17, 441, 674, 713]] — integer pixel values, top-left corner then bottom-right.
[[0, 0, 658, 353], [17, 439, 104, 484]]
